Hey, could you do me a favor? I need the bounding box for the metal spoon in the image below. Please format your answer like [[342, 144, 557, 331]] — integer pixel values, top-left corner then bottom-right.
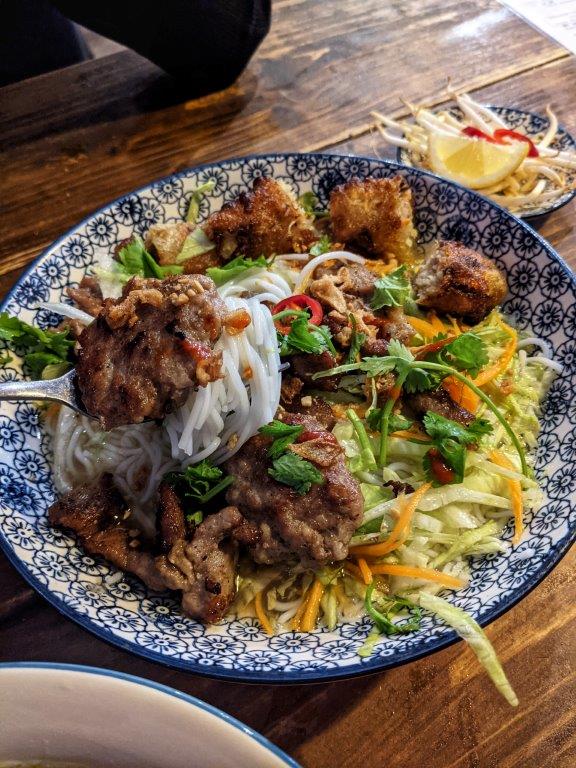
[[0, 368, 92, 417]]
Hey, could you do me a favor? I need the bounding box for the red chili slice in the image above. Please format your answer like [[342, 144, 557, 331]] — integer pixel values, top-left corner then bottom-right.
[[493, 129, 539, 158], [427, 448, 455, 485], [273, 294, 323, 334], [461, 126, 498, 143]]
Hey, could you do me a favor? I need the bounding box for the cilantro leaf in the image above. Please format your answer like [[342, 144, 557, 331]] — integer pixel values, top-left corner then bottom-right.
[[370, 266, 411, 310], [259, 419, 304, 459], [268, 452, 325, 495], [279, 317, 335, 356], [422, 412, 493, 485], [165, 459, 233, 504], [428, 333, 488, 379], [0, 312, 75, 379], [206, 255, 269, 286], [298, 192, 328, 220], [309, 235, 333, 256], [366, 410, 413, 434]]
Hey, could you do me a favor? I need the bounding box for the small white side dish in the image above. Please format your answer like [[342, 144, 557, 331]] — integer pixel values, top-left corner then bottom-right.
[[0, 664, 298, 768]]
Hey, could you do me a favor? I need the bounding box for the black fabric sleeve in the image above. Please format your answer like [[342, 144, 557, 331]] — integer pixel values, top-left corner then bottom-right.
[[53, 0, 271, 95]]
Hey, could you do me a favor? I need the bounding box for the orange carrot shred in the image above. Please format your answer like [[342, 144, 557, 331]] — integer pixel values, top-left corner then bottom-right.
[[255, 590, 275, 636], [350, 483, 432, 558], [490, 449, 524, 545], [407, 316, 439, 339], [301, 579, 324, 632], [369, 563, 465, 589], [356, 558, 373, 585]]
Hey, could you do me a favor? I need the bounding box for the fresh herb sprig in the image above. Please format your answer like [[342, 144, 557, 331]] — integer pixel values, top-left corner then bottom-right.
[[422, 412, 493, 485], [164, 459, 234, 524], [0, 312, 75, 379], [313, 337, 528, 475], [370, 266, 411, 310], [259, 419, 304, 459], [258, 418, 325, 495], [276, 309, 335, 357], [298, 192, 329, 221], [309, 234, 333, 256]]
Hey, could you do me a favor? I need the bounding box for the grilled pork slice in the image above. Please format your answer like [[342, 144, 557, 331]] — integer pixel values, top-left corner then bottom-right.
[[48, 474, 166, 591], [155, 504, 243, 624], [412, 240, 507, 323], [404, 387, 474, 427], [329, 176, 417, 261], [67, 276, 104, 317], [50, 474, 243, 624], [203, 177, 319, 261], [75, 274, 227, 430], [225, 414, 363, 566]]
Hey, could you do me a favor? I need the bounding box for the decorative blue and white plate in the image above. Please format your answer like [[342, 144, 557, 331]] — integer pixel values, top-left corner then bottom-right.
[[0, 154, 574, 682], [397, 105, 576, 219]]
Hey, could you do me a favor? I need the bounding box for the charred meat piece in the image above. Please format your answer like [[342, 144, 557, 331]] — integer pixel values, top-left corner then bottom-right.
[[76, 274, 227, 430], [67, 276, 104, 317], [225, 414, 363, 566], [412, 241, 507, 323], [48, 474, 166, 591], [155, 506, 243, 624], [203, 178, 318, 261], [290, 351, 339, 392], [329, 176, 416, 261], [281, 395, 337, 431], [156, 481, 188, 553], [404, 386, 474, 427]]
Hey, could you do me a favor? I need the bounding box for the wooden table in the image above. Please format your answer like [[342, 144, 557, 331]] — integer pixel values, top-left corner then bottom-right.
[[1, 2, 575, 766]]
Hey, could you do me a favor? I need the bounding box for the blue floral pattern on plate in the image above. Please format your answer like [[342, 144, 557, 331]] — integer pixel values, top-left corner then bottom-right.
[[0, 153, 574, 683], [398, 106, 576, 218]]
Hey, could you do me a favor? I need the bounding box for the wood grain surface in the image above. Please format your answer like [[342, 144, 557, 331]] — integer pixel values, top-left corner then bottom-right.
[[0, 1, 574, 766]]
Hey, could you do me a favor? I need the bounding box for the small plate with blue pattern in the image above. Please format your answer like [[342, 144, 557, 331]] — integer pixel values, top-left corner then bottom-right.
[[397, 105, 576, 219], [0, 153, 574, 682]]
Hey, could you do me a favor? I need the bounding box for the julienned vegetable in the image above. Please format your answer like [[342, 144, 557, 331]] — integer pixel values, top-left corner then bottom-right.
[[418, 592, 519, 706]]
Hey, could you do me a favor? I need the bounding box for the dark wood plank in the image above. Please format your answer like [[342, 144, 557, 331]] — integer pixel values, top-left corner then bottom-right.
[[0, 0, 567, 276]]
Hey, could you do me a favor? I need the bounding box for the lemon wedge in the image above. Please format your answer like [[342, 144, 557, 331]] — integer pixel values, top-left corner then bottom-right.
[[428, 134, 529, 189]]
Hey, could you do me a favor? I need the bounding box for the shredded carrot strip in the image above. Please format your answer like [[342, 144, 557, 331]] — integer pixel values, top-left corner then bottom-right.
[[350, 482, 432, 558], [254, 590, 275, 636], [344, 561, 364, 581], [443, 322, 518, 411], [369, 563, 465, 588], [356, 557, 373, 585], [290, 587, 310, 631], [490, 449, 524, 545], [301, 579, 324, 632], [390, 429, 431, 441], [407, 316, 439, 339], [429, 313, 447, 333], [474, 330, 517, 387]]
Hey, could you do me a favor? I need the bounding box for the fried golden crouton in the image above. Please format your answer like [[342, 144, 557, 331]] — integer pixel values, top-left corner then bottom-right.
[[203, 177, 319, 260], [412, 241, 507, 323], [145, 221, 190, 265], [145, 221, 221, 274], [329, 176, 416, 262]]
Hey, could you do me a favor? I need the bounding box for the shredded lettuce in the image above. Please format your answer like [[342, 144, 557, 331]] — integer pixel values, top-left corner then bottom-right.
[[418, 592, 518, 706]]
